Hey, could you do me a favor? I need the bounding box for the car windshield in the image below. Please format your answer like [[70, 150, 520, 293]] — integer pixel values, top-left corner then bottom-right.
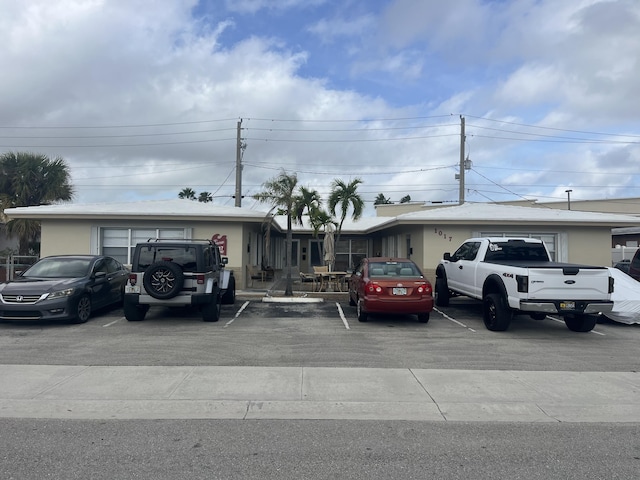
[[369, 262, 421, 277], [22, 258, 92, 278]]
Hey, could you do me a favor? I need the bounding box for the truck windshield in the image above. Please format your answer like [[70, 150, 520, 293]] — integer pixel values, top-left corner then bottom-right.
[[485, 241, 548, 262]]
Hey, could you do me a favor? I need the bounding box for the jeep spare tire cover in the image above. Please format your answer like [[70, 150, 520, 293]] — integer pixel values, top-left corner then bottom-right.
[[144, 261, 184, 299]]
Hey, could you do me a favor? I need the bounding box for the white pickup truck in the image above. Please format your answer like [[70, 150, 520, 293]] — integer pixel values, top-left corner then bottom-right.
[[435, 237, 614, 332]]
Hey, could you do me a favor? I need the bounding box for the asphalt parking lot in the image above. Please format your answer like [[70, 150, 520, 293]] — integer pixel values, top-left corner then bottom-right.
[[0, 294, 639, 371], [1, 293, 639, 478]]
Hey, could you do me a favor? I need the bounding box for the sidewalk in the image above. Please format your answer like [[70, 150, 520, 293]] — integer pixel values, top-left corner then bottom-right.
[[1, 365, 638, 422]]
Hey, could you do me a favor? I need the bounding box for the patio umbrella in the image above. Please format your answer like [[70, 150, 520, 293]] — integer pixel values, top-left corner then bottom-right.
[[323, 224, 335, 271]]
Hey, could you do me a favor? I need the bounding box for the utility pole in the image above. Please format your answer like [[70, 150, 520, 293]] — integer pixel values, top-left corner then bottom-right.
[[458, 115, 466, 205], [234, 119, 243, 207]]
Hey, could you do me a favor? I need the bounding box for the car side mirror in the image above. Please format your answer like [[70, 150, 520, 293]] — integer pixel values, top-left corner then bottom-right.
[[94, 271, 107, 279], [221, 257, 228, 265], [443, 253, 452, 261]]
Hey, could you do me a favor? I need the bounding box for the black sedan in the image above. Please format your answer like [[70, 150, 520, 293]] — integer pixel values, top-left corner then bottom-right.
[[0, 255, 128, 323]]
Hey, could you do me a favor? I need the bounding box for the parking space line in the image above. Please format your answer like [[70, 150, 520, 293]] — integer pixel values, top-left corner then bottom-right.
[[336, 302, 350, 330], [224, 301, 250, 328], [548, 316, 606, 335], [433, 307, 477, 332], [103, 318, 122, 327]]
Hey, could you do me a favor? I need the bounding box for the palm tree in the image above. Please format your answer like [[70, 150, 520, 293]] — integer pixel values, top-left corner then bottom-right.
[[178, 187, 196, 200], [294, 186, 322, 226], [0, 151, 74, 255], [374, 193, 392, 205], [253, 170, 299, 296], [328, 178, 364, 243], [198, 191, 213, 203], [293, 187, 339, 267]]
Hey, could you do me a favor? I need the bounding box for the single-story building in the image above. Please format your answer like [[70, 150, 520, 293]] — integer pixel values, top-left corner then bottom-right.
[[4, 199, 640, 287]]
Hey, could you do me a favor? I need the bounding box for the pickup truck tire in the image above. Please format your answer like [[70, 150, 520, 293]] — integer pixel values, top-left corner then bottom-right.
[[143, 261, 184, 300], [202, 293, 221, 322], [483, 293, 512, 331], [434, 277, 450, 307], [357, 299, 368, 322], [417, 312, 430, 323], [564, 313, 597, 332], [221, 276, 236, 304]]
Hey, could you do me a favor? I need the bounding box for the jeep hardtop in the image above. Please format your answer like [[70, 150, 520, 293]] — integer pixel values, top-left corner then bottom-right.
[[124, 239, 235, 322]]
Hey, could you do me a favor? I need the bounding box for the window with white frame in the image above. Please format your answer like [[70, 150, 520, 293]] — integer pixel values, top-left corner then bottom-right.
[[99, 228, 190, 264]]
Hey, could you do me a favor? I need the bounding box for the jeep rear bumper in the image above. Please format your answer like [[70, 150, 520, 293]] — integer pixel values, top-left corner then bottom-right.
[[125, 292, 217, 307]]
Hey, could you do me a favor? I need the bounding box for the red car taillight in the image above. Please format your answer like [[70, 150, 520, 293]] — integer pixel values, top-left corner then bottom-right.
[[128, 274, 137, 286], [365, 281, 383, 294], [196, 274, 205, 285], [417, 282, 432, 295]]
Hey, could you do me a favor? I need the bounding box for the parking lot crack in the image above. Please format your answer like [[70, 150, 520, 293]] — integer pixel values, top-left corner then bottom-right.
[[409, 368, 447, 421]]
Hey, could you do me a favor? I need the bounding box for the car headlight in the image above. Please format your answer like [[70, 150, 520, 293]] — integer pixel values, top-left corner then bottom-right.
[[47, 288, 76, 299]]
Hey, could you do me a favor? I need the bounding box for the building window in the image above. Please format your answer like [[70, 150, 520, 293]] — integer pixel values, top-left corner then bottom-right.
[[99, 228, 189, 264], [335, 238, 369, 272]]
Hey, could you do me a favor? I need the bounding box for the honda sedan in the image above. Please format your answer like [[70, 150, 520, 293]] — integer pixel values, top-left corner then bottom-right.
[[0, 255, 128, 323], [348, 257, 434, 323]]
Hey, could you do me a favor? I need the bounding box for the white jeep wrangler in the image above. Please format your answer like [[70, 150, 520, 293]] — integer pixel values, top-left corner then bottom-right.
[[124, 239, 235, 322]]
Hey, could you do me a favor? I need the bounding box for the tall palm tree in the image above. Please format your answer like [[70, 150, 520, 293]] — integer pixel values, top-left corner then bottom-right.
[[0, 151, 73, 255], [178, 187, 196, 200], [293, 187, 337, 267], [328, 178, 364, 243], [253, 171, 299, 296], [294, 186, 322, 226]]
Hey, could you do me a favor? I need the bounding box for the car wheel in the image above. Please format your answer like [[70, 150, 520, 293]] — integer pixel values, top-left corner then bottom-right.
[[202, 293, 221, 322], [564, 314, 597, 332], [434, 276, 450, 307], [124, 300, 148, 321], [70, 295, 91, 324], [356, 298, 368, 322], [221, 277, 236, 305], [143, 261, 184, 300], [483, 293, 512, 331], [417, 312, 430, 323]]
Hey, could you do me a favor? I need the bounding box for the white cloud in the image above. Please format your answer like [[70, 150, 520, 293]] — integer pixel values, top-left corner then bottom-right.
[[0, 0, 638, 214]]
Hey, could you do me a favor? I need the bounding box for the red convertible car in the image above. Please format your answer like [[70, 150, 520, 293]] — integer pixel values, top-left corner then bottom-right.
[[348, 257, 434, 323]]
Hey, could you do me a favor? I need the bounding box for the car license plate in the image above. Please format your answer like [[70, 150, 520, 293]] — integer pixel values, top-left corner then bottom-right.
[[125, 285, 140, 294], [560, 301, 575, 310], [393, 287, 407, 295]]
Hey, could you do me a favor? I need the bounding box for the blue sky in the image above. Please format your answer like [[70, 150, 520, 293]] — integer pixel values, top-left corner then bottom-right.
[[1, 0, 639, 216]]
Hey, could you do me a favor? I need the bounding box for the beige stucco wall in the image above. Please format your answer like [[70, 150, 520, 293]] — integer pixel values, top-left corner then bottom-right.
[[41, 218, 253, 286], [420, 225, 473, 281], [565, 228, 612, 266], [41, 220, 92, 257], [37, 216, 620, 289], [416, 224, 616, 281]]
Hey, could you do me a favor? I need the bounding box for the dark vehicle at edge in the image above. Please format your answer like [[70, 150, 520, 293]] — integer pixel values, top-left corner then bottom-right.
[[0, 255, 128, 323]]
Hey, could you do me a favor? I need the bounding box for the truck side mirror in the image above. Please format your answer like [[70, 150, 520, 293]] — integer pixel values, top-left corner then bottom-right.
[[443, 253, 451, 261]]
